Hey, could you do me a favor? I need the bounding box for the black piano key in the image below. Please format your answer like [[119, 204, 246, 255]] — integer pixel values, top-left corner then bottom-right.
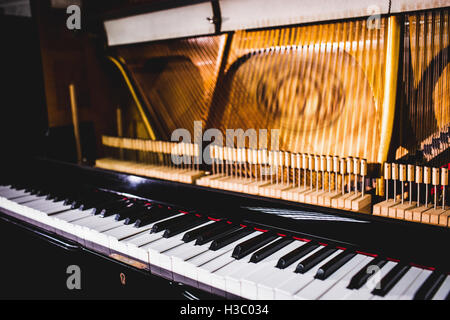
[[276, 241, 319, 269], [347, 257, 387, 290], [232, 232, 278, 260], [163, 218, 207, 238], [295, 246, 338, 274], [413, 270, 447, 300], [103, 201, 135, 218], [151, 213, 197, 234], [372, 264, 411, 297], [88, 199, 124, 215], [76, 192, 114, 211], [209, 228, 255, 251], [315, 250, 356, 280], [133, 208, 176, 227], [26, 188, 39, 195], [119, 207, 149, 222], [114, 205, 145, 221], [250, 238, 293, 263], [195, 224, 241, 246], [124, 209, 152, 225], [99, 200, 133, 217], [182, 221, 225, 243], [113, 204, 138, 220]]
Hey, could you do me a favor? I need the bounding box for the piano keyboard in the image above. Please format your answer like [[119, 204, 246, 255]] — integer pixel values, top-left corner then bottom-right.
[[0, 184, 448, 300]]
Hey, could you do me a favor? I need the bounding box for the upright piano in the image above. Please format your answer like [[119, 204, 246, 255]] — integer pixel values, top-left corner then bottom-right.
[[0, 0, 449, 300]]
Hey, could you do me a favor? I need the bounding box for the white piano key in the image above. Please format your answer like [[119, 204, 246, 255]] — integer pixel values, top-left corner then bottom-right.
[[21, 198, 72, 215], [274, 249, 342, 300], [81, 217, 126, 247], [127, 232, 165, 262], [52, 209, 91, 222], [21, 198, 58, 209], [0, 198, 29, 216], [87, 221, 127, 248], [432, 275, 450, 300], [14, 194, 46, 204], [398, 269, 433, 300], [196, 232, 263, 290], [37, 202, 73, 215], [374, 266, 423, 300], [345, 261, 397, 300], [0, 185, 12, 191], [122, 213, 187, 257], [228, 240, 303, 299], [257, 245, 323, 300], [318, 256, 375, 300], [170, 244, 211, 275], [294, 253, 369, 300], [5, 199, 55, 226], [109, 227, 156, 256], [50, 209, 92, 233], [52, 211, 100, 233], [0, 188, 29, 199], [144, 232, 191, 267], [54, 213, 104, 237], [158, 221, 216, 273], [210, 250, 258, 294], [183, 232, 257, 284], [107, 223, 156, 253], [240, 241, 309, 300]]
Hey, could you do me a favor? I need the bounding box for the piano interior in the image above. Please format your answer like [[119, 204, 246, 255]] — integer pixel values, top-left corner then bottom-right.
[[0, 0, 449, 301]]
